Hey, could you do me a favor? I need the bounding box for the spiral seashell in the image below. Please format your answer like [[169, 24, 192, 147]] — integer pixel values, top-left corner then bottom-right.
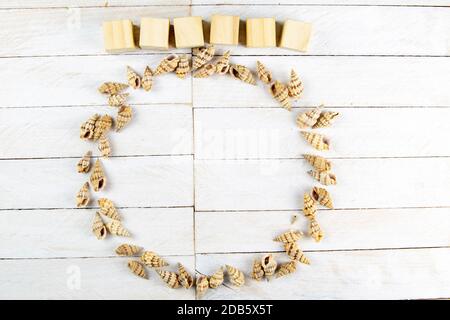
[[98, 134, 111, 158], [193, 63, 215, 78], [287, 69, 303, 99], [98, 198, 121, 221], [276, 261, 297, 278], [311, 186, 334, 209], [215, 50, 231, 75], [177, 263, 194, 289], [76, 182, 90, 208], [313, 111, 340, 128], [229, 64, 256, 85], [80, 114, 99, 140], [256, 61, 272, 84], [77, 151, 91, 173], [261, 254, 277, 278], [308, 170, 337, 186], [106, 220, 130, 237], [141, 66, 153, 92], [192, 45, 215, 70], [107, 93, 129, 107], [154, 54, 180, 76], [126, 66, 141, 89], [225, 265, 245, 287], [156, 269, 179, 288], [116, 105, 132, 132], [128, 260, 148, 279], [93, 114, 113, 141], [303, 193, 317, 219], [196, 275, 209, 298], [269, 81, 291, 110], [208, 267, 224, 289], [309, 217, 324, 242], [98, 82, 128, 95], [92, 212, 107, 240], [301, 131, 329, 151], [175, 55, 190, 79], [115, 243, 142, 256], [273, 230, 303, 243], [251, 259, 264, 281], [284, 242, 310, 265], [140, 251, 169, 268], [90, 159, 106, 192], [303, 154, 331, 172], [296, 106, 322, 129]]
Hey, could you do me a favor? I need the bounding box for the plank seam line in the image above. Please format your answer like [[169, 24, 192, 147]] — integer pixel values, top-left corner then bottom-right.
[[0, 205, 194, 212], [0, 102, 191, 109], [0, 254, 194, 261], [0, 154, 194, 161]]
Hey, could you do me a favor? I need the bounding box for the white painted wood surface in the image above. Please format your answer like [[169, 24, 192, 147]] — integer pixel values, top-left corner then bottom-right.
[[0, 0, 449, 300]]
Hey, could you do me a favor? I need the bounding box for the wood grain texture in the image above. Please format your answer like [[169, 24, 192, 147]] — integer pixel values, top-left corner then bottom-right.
[[193, 56, 450, 108], [196, 208, 450, 253], [193, 1, 450, 5], [0, 156, 193, 209], [195, 108, 450, 158], [195, 158, 450, 211], [196, 248, 450, 299]]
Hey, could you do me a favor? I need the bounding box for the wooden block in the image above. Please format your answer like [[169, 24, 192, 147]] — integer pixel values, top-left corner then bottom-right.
[[279, 20, 312, 52], [103, 20, 137, 53], [210, 15, 240, 46], [173, 16, 204, 48], [139, 17, 170, 50], [246, 18, 276, 48]]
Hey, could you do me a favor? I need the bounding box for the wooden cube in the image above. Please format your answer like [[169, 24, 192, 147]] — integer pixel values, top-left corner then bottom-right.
[[103, 20, 137, 53], [246, 18, 276, 48], [173, 16, 204, 48], [279, 20, 312, 52], [139, 17, 170, 50], [210, 15, 240, 46]]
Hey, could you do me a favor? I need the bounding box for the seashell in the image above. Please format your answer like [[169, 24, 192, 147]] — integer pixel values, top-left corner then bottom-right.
[[303, 193, 317, 219], [273, 230, 303, 243], [178, 263, 194, 289], [296, 106, 322, 129], [192, 46, 215, 70], [90, 159, 106, 192], [116, 105, 132, 132], [291, 214, 298, 225], [77, 151, 91, 173], [106, 220, 130, 237], [154, 54, 180, 76], [284, 242, 310, 265], [208, 267, 224, 289], [93, 114, 113, 141], [229, 64, 256, 85], [175, 55, 190, 79], [193, 63, 215, 78], [196, 275, 209, 298], [311, 186, 334, 209], [98, 198, 121, 221], [141, 66, 153, 92], [156, 269, 179, 288], [80, 114, 99, 140], [98, 82, 128, 95], [308, 170, 337, 186], [251, 259, 265, 281], [92, 212, 107, 240], [76, 182, 90, 208], [225, 265, 245, 287], [287, 69, 303, 99], [313, 111, 340, 129], [303, 154, 331, 172], [126, 66, 141, 89], [215, 50, 231, 75], [261, 254, 277, 278], [276, 261, 297, 279], [301, 131, 329, 151], [115, 243, 142, 256], [309, 217, 324, 242], [140, 251, 169, 268], [107, 93, 129, 107], [128, 260, 148, 279], [269, 81, 291, 110], [98, 134, 111, 158], [256, 61, 272, 84]]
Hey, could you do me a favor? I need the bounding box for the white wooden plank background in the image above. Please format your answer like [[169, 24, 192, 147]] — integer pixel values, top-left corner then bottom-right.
[[0, 0, 449, 300]]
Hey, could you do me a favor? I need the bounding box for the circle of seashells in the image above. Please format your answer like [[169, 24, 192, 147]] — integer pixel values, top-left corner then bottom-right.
[[75, 45, 339, 298]]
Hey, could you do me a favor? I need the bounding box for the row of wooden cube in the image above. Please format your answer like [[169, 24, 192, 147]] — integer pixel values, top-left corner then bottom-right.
[[103, 16, 311, 53]]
